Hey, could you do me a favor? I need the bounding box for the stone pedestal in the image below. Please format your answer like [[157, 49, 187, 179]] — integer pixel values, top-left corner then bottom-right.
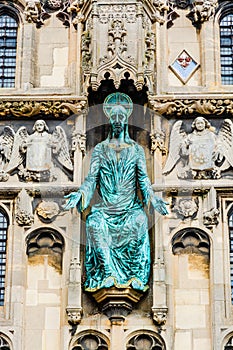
[[92, 287, 144, 323]]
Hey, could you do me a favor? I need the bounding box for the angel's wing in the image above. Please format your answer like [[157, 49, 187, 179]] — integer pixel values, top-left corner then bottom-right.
[[0, 126, 15, 161], [52, 126, 73, 171], [6, 126, 28, 173], [163, 121, 186, 175], [217, 119, 233, 171]]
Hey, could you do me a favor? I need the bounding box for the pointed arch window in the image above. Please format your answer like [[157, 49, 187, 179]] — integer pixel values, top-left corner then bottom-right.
[[0, 13, 18, 88], [220, 13, 233, 85], [0, 210, 8, 306]]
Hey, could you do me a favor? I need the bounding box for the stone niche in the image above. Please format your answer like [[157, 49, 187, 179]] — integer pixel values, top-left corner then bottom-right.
[[26, 228, 64, 273]]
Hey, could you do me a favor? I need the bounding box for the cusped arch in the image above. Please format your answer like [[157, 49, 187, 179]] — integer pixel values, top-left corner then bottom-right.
[[221, 331, 233, 349], [171, 227, 210, 256], [69, 330, 110, 350], [0, 333, 12, 350], [25, 227, 65, 273], [126, 330, 166, 350]]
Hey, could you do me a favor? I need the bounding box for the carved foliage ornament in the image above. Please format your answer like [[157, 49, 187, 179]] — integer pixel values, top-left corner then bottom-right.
[[152, 0, 217, 28], [0, 99, 86, 118], [148, 97, 233, 117], [24, 0, 71, 27], [187, 0, 218, 28], [172, 197, 198, 220]]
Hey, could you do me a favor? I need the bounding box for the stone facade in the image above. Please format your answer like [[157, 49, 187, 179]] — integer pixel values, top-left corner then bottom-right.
[[0, 0, 233, 349]]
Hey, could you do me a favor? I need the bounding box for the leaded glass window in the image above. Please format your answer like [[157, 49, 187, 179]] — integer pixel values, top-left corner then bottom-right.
[[0, 14, 17, 88], [0, 211, 8, 306]]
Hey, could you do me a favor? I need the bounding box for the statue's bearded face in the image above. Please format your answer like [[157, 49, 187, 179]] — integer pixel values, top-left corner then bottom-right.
[[109, 106, 127, 138]]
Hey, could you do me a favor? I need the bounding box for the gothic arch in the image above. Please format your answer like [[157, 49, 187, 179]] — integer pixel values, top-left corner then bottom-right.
[[25, 227, 65, 273], [69, 330, 110, 350], [126, 330, 166, 350], [171, 227, 210, 256], [0, 333, 12, 350]]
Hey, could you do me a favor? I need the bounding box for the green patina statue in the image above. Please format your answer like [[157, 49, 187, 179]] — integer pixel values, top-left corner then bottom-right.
[[64, 93, 168, 292]]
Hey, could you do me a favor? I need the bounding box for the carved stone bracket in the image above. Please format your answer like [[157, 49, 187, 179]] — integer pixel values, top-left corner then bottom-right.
[[152, 307, 168, 326], [152, 0, 169, 24], [72, 130, 86, 155], [68, 0, 86, 28], [187, 0, 218, 28], [150, 130, 167, 154], [91, 287, 143, 323], [203, 208, 219, 228], [66, 307, 83, 326], [148, 96, 233, 117], [0, 98, 87, 118], [15, 189, 34, 226], [24, 0, 71, 28]]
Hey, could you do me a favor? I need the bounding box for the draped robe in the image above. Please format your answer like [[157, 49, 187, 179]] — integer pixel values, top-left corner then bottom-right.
[[78, 140, 154, 292]]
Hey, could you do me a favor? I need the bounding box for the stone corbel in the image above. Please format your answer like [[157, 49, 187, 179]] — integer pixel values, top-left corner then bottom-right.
[[187, 0, 217, 28], [72, 130, 86, 155], [152, 0, 169, 24], [24, 0, 71, 28], [66, 307, 83, 326], [15, 189, 34, 226], [150, 130, 167, 155], [66, 257, 83, 328], [152, 307, 168, 327], [68, 0, 86, 28]]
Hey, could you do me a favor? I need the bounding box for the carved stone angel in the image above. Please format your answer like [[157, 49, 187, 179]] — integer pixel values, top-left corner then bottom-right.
[[6, 120, 73, 182], [163, 117, 233, 179], [0, 126, 15, 181]]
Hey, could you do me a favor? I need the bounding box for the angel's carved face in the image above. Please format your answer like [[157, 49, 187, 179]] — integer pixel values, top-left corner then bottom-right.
[[34, 121, 46, 133], [194, 117, 206, 131]]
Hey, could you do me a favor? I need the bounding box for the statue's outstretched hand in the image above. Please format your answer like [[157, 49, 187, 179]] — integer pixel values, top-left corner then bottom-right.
[[151, 196, 169, 215], [64, 191, 82, 210]]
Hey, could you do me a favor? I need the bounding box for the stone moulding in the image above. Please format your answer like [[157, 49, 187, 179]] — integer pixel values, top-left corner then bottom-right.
[[148, 95, 233, 117], [0, 98, 87, 118]]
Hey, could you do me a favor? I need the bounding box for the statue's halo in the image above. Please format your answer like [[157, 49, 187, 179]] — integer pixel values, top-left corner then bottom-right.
[[103, 92, 133, 119]]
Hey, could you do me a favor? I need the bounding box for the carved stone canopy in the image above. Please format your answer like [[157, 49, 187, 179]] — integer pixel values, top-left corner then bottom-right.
[[172, 228, 210, 256]]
